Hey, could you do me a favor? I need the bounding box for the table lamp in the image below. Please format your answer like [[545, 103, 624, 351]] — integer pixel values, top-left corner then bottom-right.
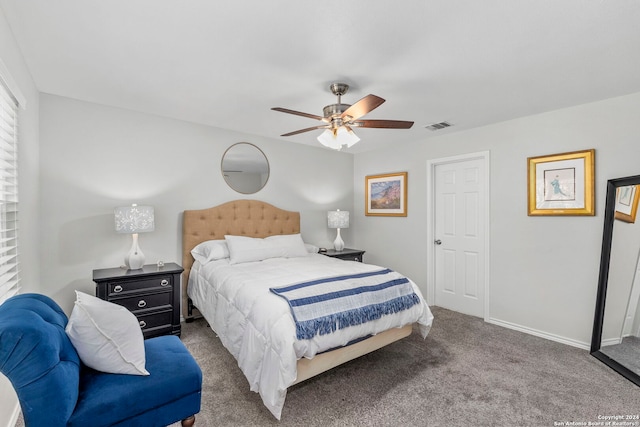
[[114, 204, 154, 270], [327, 209, 349, 251]]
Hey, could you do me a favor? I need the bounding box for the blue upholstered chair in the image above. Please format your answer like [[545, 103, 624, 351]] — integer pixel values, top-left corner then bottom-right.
[[0, 294, 202, 427]]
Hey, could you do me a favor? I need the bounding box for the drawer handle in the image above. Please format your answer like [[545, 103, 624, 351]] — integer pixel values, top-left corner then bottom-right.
[[113, 285, 123, 293], [160, 279, 169, 287], [139, 320, 147, 329], [138, 300, 147, 308]]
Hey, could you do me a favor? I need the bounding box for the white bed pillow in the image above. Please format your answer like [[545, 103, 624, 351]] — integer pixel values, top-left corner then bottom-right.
[[266, 234, 309, 257], [191, 239, 230, 264], [225, 234, 308, 264], [65, 291, 149, 376]]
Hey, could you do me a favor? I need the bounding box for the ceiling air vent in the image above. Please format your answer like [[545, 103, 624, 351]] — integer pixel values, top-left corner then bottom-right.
[[425, 121, 452, 131]]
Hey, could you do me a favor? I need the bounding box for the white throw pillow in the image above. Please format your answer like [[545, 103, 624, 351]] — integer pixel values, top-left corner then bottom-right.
[[225, 234, 308, 264], [191, 239, 230, 264], [65, 291, 149, 375]]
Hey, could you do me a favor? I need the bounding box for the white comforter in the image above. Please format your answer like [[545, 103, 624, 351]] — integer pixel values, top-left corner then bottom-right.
[[187, 254, 433, 419]]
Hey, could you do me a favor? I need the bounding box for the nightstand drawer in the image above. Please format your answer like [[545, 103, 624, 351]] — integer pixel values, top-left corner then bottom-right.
[[137, 309, 172, 335], [107, 276, 173, 296], [321, 248, 365, 263], [110, 291, 172, 312], [332, 253, 363, 262]]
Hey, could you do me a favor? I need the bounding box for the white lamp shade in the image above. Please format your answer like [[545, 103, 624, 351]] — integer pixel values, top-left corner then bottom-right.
[[317, 127, 360, 150], [328, 210, 349, 229], [114, 205, 155, 233]]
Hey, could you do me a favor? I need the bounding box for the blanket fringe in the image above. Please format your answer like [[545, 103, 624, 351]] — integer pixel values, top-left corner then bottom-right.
[[295, 293, 420, 340]]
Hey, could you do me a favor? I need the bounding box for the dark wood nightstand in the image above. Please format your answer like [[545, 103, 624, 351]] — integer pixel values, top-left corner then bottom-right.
[[93, 263, 183, 339], [321, 248, 365, 262]]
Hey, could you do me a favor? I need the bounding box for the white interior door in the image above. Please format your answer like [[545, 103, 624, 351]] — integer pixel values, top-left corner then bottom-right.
[[433, 156, 487, 317]]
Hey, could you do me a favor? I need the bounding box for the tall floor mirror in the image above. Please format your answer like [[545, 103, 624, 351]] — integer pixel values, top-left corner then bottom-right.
[[591, 174, 640, 386]]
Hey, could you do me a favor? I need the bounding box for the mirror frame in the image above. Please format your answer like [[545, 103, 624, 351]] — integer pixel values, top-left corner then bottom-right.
[[220, 142, 270, 194], [591, 174, 640, 387]]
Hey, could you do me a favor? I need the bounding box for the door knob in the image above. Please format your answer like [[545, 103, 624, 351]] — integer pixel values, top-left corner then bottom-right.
[[434, 239, 442, 245]]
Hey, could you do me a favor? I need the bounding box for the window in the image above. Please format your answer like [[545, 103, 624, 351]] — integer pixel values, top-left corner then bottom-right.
[[0, 78, 19, 305]]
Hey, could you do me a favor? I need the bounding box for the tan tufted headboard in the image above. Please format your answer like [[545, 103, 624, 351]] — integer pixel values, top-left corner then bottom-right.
[[181, 199, 300, 319]]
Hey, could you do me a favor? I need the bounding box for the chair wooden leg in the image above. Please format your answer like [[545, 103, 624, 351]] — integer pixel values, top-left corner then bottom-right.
[[181, 415, 195, 427]]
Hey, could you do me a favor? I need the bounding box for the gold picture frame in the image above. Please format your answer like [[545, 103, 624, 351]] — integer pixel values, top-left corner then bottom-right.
[[527, 149, 595, 216], [365, 172, 408, 216], [614, 184, 640, 223]]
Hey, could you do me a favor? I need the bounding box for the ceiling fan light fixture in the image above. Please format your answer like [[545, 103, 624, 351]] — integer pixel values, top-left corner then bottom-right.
[[273, 82, 413, 146], [317, 127, 360, 150]]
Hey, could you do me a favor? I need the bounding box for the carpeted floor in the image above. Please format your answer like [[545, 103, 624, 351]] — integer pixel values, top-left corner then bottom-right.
[[14, 307, 640, 426], [177, 307, 640, 427]]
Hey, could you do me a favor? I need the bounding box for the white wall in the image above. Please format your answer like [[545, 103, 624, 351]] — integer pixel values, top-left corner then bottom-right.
[[353, 91, 640, 348], [38, 94, 354, 314], [0, 5, 40, 427]]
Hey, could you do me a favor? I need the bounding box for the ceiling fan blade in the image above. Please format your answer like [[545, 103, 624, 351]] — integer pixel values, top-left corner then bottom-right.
[[351, 119, 414, 129], [281, 125, 329, 137], [340, 94, 385, 121], [272, 107, 325, 121]]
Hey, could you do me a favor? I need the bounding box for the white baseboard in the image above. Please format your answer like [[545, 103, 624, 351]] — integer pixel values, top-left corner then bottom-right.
[[487, 317, 591, 350], [0, 399, 19, 427], [601, 337, 623, 347], [7, 404, 19, 427]]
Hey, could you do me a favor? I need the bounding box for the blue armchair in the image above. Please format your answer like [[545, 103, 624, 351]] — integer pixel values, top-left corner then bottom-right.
[[0, 294, 202, 427]]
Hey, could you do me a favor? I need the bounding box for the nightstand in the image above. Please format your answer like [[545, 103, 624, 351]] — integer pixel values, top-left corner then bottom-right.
[[321, 248, 365, 262], [93, 263, 183, 339]]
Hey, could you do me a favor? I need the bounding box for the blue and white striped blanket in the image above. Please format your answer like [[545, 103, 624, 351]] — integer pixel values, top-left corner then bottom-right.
[[270, 268, 420, 340]]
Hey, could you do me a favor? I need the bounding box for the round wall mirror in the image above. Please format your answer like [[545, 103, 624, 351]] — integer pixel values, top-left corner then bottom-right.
[[221, 142, 270, 194]]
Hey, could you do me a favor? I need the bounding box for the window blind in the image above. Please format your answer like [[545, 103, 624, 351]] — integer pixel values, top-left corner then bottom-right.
[[0, 78, 19, 306]]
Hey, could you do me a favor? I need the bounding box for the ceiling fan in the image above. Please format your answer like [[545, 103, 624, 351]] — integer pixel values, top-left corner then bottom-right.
[[272, 83, 414, 150]]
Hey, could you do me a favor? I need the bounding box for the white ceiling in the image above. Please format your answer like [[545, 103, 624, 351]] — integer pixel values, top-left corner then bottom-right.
[[2, 1, 640, 153]]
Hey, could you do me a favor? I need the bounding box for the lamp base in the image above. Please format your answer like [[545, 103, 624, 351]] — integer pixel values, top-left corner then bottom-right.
[[125, 233, 145, 270], [333, 228, 345, 251]]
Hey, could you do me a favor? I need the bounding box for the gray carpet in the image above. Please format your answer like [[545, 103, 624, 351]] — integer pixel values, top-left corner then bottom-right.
[[14, 307, 640, 426], [178, 307, 640, 427]]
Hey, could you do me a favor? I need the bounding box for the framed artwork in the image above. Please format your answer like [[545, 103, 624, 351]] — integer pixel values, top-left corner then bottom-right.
[[527, 149, 595, 216], [365, 172, 408, 216], [614, 184, 640, 223]]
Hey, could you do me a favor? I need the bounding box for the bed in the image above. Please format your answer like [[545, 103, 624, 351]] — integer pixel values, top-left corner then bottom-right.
[[182, 199, 433, 419]]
